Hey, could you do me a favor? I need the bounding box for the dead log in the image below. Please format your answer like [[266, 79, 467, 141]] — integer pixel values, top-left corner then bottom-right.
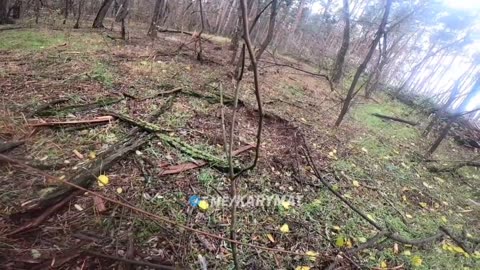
[[428, 161, 480, 172], [0, 140, 25, 153], [371, 113, 418, 126], [16, 133, 154, 214], [28, 116, 114, 127], [38, 98, 124, 116], [137, 87, 183, 101], [160, 144, 254, 175]]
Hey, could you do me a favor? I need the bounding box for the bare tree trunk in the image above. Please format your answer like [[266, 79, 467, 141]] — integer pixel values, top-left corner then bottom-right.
[[196, 0, 205, 61], [331, 0, 350, 84], [426, 119, 452, 156], [147, 0, 164, 39], [92, 0, 114, 28], [63, 0, 70, 24], [254, 0, 277, 61], [335, 0, 393, 126], [0, 0, 9, 24], [35, 0, 40, 24], [73, 0, 84, 29]]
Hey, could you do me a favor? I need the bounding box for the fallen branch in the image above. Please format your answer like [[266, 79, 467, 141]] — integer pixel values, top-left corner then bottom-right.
[[9, 133, 154, 214], [27, 98, 70, 118], [0, 140, 25, 153], [38, 98, 123, 116], [371, 113, 418, 126], [428, 161, 480, 172], [28, 116, 114, 127], [301, 135, 451, 248], [137, 87, 183, 101], [259, 59, 334, 92], [83, 250, 176, 270], [104, 110, 237, 171], [183, 89, 242, 106], [7, 191, 80, 236], [159, 144, 254, 175]]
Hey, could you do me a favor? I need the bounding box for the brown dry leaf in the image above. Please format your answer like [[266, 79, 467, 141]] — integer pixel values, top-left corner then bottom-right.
[[93, 196, 107, 213], [73, 149, 84, 159]]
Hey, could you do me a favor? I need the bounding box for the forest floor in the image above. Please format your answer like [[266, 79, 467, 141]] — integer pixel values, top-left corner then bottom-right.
[[0, 25, 479, 270]]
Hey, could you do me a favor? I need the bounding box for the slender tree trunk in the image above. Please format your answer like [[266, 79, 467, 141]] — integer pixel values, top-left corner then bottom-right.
[[426, 119, 452, 156], [197, 0, 205, 61], [92, 0, 114, 28], [147, 0, 164, 39], [34, 0, 40, 24], [63, 0, 70, 24], [335, 0, 393, 126], [254, 0, 277, 61], [0, 0, 9, 24], [73, 0, 84, 29], [331, 0, 350, 84]]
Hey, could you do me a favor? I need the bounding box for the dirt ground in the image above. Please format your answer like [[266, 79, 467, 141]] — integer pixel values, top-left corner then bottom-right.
[[0, 25, 479, 270]]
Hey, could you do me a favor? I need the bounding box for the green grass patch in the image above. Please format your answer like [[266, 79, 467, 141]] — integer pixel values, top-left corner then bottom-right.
[[0, 30, 66, 51], [90, 61, 115, 88]]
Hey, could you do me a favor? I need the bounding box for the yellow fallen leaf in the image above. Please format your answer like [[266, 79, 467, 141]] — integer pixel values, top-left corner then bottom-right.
[[403, 250, 411, 256], [345, 239, 352, 248], [295, 266, 310, 270], [266, 233, 275, 243], [402, 195, 407, 201], [405, 213, 413, 219], [88, 151, 96, 159], [367, 214, 375, 222], [306, 251, 318, 262], [361, 147, 368, 154], [352, 180, 360, 187], [97, 175, 109, 187], [116, 187, 123, 194], [380, 260, 387, 269], [281, 201, 291, 210], [441, 216, 447, 223], [332, 225, 341, 232], [335, 236, 345, 247], [452, 246, 465, 253], [419, 202, 428, 209], [411, 255, 422, 267], [198, 200, 209, 211], [280, 223, 290, 233]]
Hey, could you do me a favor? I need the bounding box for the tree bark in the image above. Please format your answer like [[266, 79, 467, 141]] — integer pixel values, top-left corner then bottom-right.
[[331, 0, 350, 84], [92, 0, 114, 28], [147, 0, 165, 39], [426, 119, 452, 156], [73, 0, 84, 29], [0, 0, 9, 24], [335, 0, 393, 126]]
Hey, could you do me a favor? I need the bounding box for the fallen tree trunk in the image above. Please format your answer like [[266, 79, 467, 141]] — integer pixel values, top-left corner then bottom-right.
[[28, 116, 114, 127], [0, 140, 25, 153], [371, 113, 418, 126], [159, 144, 254, 175], [38, 98, 123, 116], [428, 161, 480, 172], [105, 110, 238, 171], [13, 133, 154, 214]]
